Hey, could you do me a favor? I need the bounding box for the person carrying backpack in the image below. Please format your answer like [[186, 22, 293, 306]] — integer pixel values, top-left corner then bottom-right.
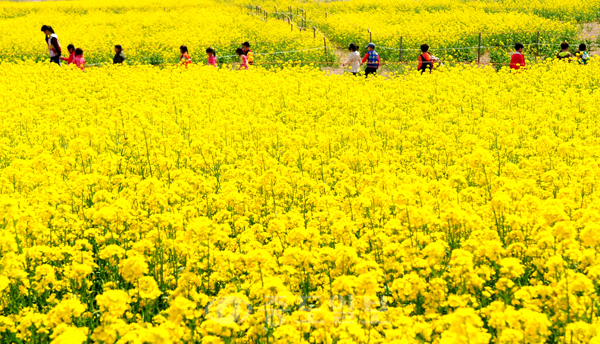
[[418, 44, 433, 74], [556, 42, 573, 61], [113, 45, 126, 64], [360, 43, 380, 78]]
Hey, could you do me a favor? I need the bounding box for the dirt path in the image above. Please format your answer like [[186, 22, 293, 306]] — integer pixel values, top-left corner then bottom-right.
[[322, 47, 347, 75], [581, 22, 599, 56]]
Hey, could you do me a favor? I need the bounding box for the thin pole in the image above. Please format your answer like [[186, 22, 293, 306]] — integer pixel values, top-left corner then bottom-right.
[[478, 32, 482, 64], [368, 28, 372, 42], [324, 37, 327, 60], [536, 31, 540, 62], [313, 27, 316, 39], [399, 36, 403, 62]]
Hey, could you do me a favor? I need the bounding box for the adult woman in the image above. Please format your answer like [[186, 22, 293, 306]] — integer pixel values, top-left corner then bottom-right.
[[41, 25, 62, 65]]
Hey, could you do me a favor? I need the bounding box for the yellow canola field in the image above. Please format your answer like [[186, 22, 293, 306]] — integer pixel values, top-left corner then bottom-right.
[[280, 0, 600, 23], [244, 0, 586, 64], [1, 60, 600, 343], [0, 0, 332, 65], [313, 9, 578, 63]]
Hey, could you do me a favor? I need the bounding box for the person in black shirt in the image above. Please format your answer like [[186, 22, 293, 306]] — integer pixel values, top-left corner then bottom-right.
[[113, 45, 126, 64]]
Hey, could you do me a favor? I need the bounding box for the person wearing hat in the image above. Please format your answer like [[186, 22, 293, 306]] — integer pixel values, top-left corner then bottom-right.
[[360, 43, 380, 77], [41, 25, 62, 65]]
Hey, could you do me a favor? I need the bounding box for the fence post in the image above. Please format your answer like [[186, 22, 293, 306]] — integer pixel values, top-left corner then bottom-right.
[[477, 32, 482, 64], [302, 9, 306, 29], [368, 28, 372, 42], [399, 36, 403, 62], [313, 27, 316, 39], [324, 37, 327, 60], [536, 31, 540, 62], [325, 12, 328, 19]]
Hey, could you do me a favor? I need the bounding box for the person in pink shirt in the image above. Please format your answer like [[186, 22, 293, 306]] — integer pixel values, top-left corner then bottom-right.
[[236, 48, 248, 70], [206, 47, 217, 67], [61, 44, 75, 65], [72, 48, 85, 71]]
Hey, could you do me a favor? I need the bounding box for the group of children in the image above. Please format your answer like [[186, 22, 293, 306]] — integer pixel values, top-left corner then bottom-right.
[[180, 42, 254, 69], [45, 24, 591, 74], [509, 42, 589, 70], [343, 42, 440, 76], [342, 42, 381, 77], [42, 25, 126, 71], [43, 22, 253, 71], [342, 40, 591, 76]]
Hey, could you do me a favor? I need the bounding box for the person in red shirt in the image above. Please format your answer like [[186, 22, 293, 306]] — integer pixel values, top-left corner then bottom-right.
[[417, 44, 433, 74], [510, 43, 525, 70], [61, 44, 75, 65], [180, 45, 192, 68]]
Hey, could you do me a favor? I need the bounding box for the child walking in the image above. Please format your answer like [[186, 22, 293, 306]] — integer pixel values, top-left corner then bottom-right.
[[342, 43, 361, 75], [578, 43, 590, 65], [180, 46, 192, 67], [206, 47, 217, 67], [242, 42, 254, 66], [360, 43, 380, 77], [236, 48, 248, 70], [556, 42, 573, 61], [72, 48, 85, 71], [417, 44, 433, 74], [61, 44, 75, 65], [510, 43, 525, 70], [113, 45, 126, 64]]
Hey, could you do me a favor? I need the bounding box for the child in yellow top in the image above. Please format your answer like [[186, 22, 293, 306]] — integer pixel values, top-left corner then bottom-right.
[[242, 42, 254, 66]]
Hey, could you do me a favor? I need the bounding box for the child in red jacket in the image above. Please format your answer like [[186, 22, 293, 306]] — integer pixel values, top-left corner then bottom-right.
[[510, 43, 525, 70], [61, 44, 75, 65]]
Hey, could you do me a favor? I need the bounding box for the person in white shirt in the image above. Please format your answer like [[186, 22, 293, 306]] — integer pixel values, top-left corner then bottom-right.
[[342, 43, 361, 75], [41, 25, 62, 66]]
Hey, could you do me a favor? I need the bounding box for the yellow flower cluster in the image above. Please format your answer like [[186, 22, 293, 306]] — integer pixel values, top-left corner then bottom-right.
[[0, 0, 331, 65], [1, 57, 600, 343]]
